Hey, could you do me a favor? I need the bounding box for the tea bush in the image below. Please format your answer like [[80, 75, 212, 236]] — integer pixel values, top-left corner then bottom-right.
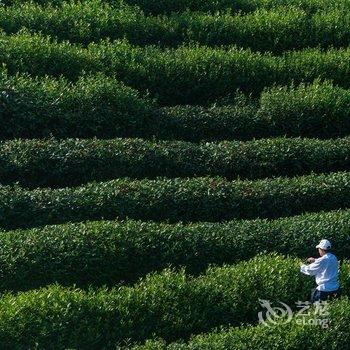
[[135, 297, 350, 349], [0, 209, 349, 291], [4, 0, 350, 14], [0, 254, 345, 347], [5, 4, 350, 53], [2, 136, 350, 187], [2, 171, 350, 229], [3, 31, 350, 104], [125, 0, 350, 15], [3, 76, 350, 140], [0, 72, 155, 139]]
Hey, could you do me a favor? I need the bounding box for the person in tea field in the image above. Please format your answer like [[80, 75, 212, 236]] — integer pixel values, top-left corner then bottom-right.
[[300, 239, 341, 303]]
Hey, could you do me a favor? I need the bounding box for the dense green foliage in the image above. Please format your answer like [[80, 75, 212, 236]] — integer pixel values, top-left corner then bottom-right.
[[0, 72, 155, 139], [3, 31, 350, 104], [1, 3, 350, 53], [5, 0, 350, 15], [125, 0, 350, 15], [0, 254, 347, 348], [0, 0, 349, 347], [3, 75, 350, 140], [0, 209, 349, 291], [135, 298, 350, 349], [0, 0, 168, 47], [2, 136, 350, 187], [2, 171, 350, 229]]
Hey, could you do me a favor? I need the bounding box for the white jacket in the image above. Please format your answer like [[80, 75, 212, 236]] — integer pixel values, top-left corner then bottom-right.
[[300, 252, 339, 292]]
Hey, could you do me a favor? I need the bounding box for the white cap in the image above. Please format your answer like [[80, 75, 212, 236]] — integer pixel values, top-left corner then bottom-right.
[[316, 239, 331, 250]]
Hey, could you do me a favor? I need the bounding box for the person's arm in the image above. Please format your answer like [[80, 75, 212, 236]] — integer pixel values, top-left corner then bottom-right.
[[300, 258, 323, 276]]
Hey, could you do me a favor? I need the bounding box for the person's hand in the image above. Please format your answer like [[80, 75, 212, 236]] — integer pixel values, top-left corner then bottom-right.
[[307, 257, 315, 263]]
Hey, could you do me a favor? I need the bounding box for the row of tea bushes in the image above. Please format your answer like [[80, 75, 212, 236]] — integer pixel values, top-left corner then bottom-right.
[[2, 3, 350, 53], [0, 72, 156, 139], [91, 43, 350, 105], [0, 0, 166, 47], [4, 0, 350, 15], [3, 31, 350, 104], [0, 209, 349, 291], [2, 74, 350, 140], [2, 136, 350, 188], [154, 79, 350, 139], [125, 0, 350, 15], [2, 171, 350, 229], [134, 297, 350, 350], [0, 254, 346, 348]]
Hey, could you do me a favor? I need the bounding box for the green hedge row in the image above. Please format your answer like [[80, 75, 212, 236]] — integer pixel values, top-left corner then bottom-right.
[[125, 0, 350, 15], [1, 209, 350, 292], [2, 171, 350, 229], [3, 75, 350, 140], [156, 79, 350, 139], [0, 254, 348, 348], [3, 31, 350, 105], [5, 0, 349, 15], [135, 298, 350, 350], [2, 3, 350, 53], [3, 136, 350, 188], [179, 8, 350, 53], [255, 80, 350, 139], [93, 43, 350, 105], [0, 71, 156, 139], [0, 0, 169, 47]]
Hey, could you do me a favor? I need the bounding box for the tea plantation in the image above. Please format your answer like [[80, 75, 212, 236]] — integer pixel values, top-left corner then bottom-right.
[[0, 0, 350, 348]]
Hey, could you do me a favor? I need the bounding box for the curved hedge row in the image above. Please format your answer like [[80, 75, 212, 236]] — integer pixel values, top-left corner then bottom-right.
[[135, 298, 350, 350], [2, 3, 350, 53], [255, 80, 350, 139], [3, 31, 350, 105], [3, 136, 350, 188], [2, 171, 350, 229], [0, 0, 169, 47], [125, 0, 350, 15], [1, 209, 350, 292], [94, 44, 350, 105], [3, 75, 350, 140], [6, 0, 348, 15], [0, 254, 347, 348], [0, 72, 156, 139], [0, 32, 94, 81]]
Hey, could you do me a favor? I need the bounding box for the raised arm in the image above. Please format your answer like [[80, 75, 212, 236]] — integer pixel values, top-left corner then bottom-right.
[[300, 258, 323, 276]]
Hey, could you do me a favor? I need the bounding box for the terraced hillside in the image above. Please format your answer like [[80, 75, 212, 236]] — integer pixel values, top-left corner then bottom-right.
[[0, 0, 350, 348]]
